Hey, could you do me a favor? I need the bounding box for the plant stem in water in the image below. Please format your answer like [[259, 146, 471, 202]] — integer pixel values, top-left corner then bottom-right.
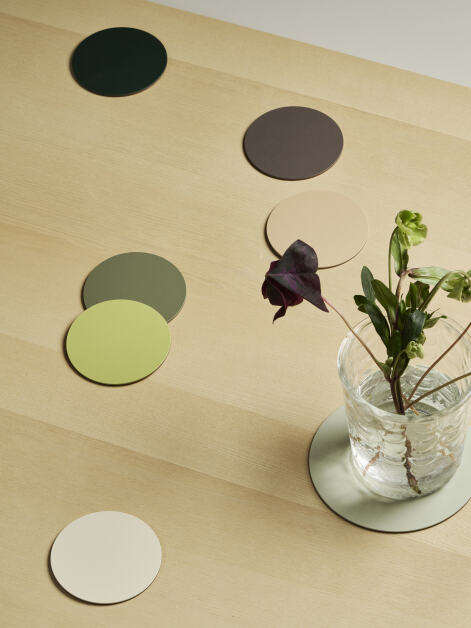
[[390, 377, 421, 493], [401, 424, 421, 495], [406, 321, 471, 404], [405, 370, 471, 410]]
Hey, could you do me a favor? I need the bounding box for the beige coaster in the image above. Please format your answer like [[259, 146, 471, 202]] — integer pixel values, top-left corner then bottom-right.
[[266, 190, 368, 269], [50, 511, 162, 604]]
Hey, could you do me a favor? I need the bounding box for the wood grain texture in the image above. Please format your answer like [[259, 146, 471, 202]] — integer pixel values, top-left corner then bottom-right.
[[1, 1, 471, 626]]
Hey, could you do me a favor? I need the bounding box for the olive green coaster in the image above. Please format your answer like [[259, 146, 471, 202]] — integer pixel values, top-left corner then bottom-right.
[[308, 407, 471, 532], [83, 252, 186, 322], [66, 299, 171, 385]]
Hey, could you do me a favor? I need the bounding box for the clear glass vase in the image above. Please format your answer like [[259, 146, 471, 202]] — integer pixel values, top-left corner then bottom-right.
[[338, 318, 471, 499]]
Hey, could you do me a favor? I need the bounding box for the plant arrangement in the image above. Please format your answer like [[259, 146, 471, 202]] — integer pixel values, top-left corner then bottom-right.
[[262, 211, 471, 418]]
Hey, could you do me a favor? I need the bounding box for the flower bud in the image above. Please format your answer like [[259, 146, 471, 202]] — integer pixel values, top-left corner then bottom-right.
[[405, 340, 424, 360], [395, 211, 427, 248]]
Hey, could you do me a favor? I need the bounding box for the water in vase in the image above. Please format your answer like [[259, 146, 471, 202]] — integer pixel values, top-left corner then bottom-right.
[[346, 365, 467, 499]]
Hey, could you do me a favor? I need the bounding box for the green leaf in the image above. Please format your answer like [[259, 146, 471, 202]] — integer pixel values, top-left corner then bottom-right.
[[402, 310, 426, 347], [424, 314, 447, 329], [393, 353, 410, 380], [391, 231, 409, 276], [361, 266, 375, 302], [363, 301, 390, 348], [414, 281, 430, 309], [379, 360, 392, 379], [372, 279, 398, 322], [388, 329, 402, 358], [396, 301, 405, 331], [406, 283, 417, 311], [354, 294, 369, 309]]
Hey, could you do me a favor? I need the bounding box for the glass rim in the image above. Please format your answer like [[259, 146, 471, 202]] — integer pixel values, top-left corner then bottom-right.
[[337, 316, 471, 421]]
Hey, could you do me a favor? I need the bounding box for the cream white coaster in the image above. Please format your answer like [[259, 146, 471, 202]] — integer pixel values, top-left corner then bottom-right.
[[50, 511, 162, 603], [266, 190, 367, 268], [308, 407, 471, 532]]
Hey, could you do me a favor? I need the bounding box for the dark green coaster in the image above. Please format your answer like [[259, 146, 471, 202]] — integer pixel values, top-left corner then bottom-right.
[[82, 252, 186, 322], [71, 27, 167, 96]]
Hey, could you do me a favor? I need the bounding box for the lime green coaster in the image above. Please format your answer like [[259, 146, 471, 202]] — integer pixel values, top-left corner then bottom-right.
[[82, 252, 186, 322], [66, 300, 171, 385]]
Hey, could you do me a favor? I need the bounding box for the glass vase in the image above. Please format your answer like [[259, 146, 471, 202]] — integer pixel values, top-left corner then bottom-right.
[[338, 318, 471, 499]]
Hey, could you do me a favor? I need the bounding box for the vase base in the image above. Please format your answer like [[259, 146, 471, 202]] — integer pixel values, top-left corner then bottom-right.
[[308, 407, 471, 532]]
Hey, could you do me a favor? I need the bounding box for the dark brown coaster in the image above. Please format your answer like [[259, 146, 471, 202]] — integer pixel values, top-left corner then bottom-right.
[[243, 106, 343, 180]]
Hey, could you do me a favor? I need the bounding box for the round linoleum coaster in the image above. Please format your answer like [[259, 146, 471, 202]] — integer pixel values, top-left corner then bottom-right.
[[50, 512, 162, 604], [71, 27, 167, 96], [308, 407, 471, 532], [243, 106, 343, 180], [66, 299, 171, 385], [266, 190, 367, 268], [83, 252, 186, 322]]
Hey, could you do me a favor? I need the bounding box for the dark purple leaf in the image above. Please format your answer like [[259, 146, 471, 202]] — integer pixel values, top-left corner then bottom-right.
[[262, 240, 328, 322]]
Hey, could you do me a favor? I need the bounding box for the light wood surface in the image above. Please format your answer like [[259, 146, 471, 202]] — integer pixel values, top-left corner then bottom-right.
[[1, 1, 471, 626]]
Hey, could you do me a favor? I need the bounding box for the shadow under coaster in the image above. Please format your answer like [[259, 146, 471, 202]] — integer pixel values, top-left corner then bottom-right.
[[308, 407, 471, 532], [266, 190, 367, 268]]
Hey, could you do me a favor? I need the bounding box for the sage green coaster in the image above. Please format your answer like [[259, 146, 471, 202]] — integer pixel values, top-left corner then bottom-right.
[[83, 252, 186, 322], [66, 299, 171, 385], [308, 407, 471, 532]]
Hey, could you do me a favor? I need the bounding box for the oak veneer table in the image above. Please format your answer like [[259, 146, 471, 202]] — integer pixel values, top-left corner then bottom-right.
[[1, 1, 471, 626]]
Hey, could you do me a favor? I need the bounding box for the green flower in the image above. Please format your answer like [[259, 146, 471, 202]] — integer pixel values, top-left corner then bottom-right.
[[405, 341, 424, 360], [410, 268, 471, 303], [410, 266, 448, 283], [445, 271, 471, 303], [417, 332, 426, 345], [395, 211, 427, 248]]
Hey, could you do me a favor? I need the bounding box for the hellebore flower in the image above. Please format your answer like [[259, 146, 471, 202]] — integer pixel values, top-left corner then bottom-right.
[[410, 267, 471, 303], [405, 340, 424, 360], [262, 239, 328, 322], [395, 211, 427, 248], [410, 266, 449, 283], [444, 271, 471, 303]]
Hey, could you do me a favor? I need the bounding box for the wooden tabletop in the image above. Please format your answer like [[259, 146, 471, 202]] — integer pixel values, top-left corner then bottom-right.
[[1, 1, 471, 626]]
